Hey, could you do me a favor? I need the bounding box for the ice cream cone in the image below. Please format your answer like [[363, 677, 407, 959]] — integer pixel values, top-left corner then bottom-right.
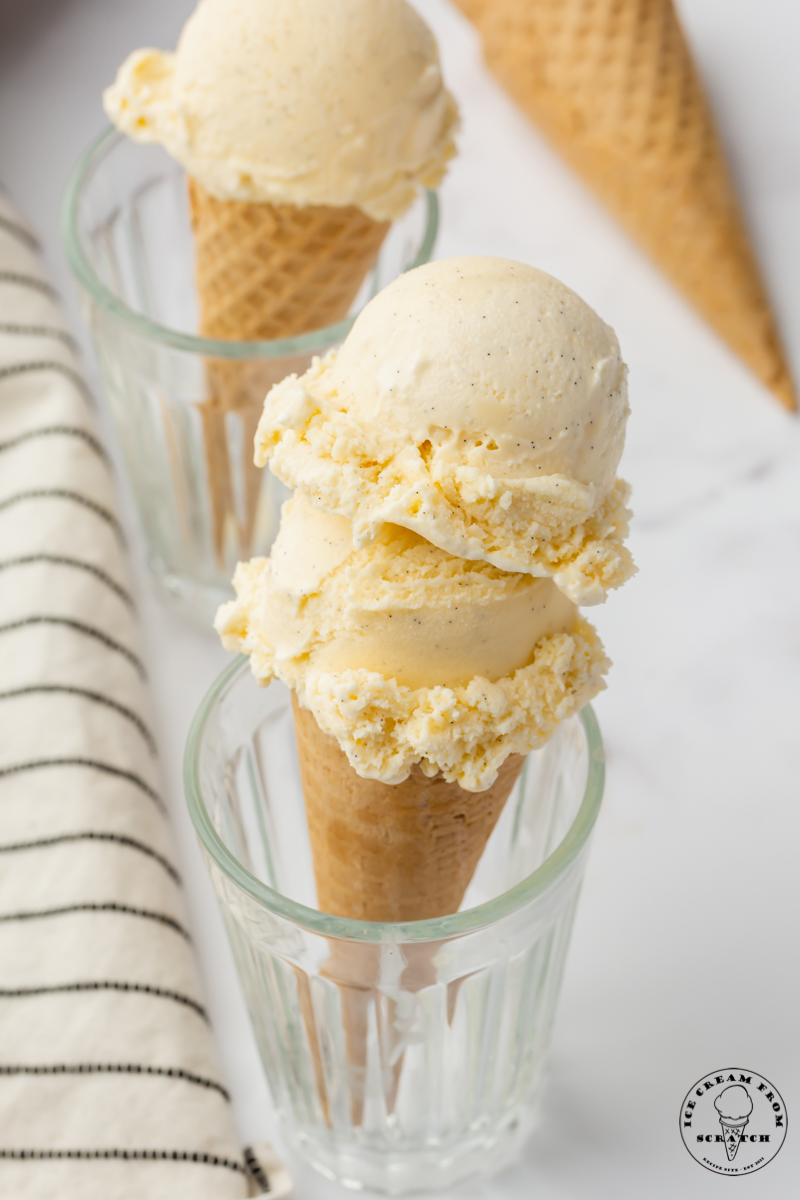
[[188, 178, 390, 560], [454, 0, 795, 410], [291, 694, 524, 922], [719, 1117, 749, 1161], [216, 255, 630, 1133], [714, 1084, 753, 1160], [105, 0, 457, 571]]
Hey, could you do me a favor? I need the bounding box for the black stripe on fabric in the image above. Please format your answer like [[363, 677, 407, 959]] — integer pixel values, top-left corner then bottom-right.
[[0, 425, 108, 464], [0, 361, 92, 405], [0, 982, 208, 1022], [0, 556, 135, 610], [244, 1145, 271, 1192], [0, 689, 155, 755], [0, 833, 179, 884], [0, 323, 76, 349], [0, 618, 143, 676], [0, 1149, 244, 1173], [0, 903, 190, 941], [0, 271, 55, 297], [0, 216, 39, 251], [0, 492, 123, 544], [0, 760, 163, 812], [0, 1063, 229, 1101]]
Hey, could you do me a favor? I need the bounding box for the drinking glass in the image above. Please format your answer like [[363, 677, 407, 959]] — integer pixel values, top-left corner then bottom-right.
[[185, 659, 605, 1193], [62, 130, 438, 629]]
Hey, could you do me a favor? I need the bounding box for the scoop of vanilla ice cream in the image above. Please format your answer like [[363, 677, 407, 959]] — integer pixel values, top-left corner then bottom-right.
[[215, 493, 609, 789], [224, 492, 578, 689], [103, 0, 458, 220], [335, 258, 626, 498], [257, 257, 634, 604]]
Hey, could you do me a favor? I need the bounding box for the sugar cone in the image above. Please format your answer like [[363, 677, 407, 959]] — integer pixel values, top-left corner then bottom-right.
[[291, 694, 524, 923], [292, 696, 524, 1126], [187, 179, 391, 560], [317, 939, 444, 1125], [454, 0, 795, 410]]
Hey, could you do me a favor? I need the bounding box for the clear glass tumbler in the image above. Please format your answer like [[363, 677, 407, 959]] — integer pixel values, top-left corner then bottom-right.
[[185, 659, 605, 1194], [62, 130, 438, 629]]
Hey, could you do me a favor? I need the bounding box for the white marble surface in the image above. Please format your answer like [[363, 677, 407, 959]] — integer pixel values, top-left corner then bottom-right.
[[1, 1, 800, 1196]]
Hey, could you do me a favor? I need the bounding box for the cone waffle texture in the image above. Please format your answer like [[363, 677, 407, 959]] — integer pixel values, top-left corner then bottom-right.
[[292, 695, 524, 922], [454, 0, 795, 409], [189, 178, 390, 342], [188, 178, 388, 559]]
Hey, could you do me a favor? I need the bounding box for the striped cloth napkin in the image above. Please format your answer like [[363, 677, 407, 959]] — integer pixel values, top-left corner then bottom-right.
[[0, 192, 289, 1198]]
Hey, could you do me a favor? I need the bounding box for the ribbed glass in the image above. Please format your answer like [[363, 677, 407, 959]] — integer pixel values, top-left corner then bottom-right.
[[62, 130, 439, 629], [185, 660, 605, 1193]]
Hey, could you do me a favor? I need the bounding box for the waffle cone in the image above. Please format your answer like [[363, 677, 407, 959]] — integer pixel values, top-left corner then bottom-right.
[[292, 695, 524, 923], [188, 179, 390, 558], [454, 0, 795, 409], [188, 179, 390, 343]]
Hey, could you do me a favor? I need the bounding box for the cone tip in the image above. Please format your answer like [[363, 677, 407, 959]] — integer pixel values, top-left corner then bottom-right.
[[769, 367, 798, 413]]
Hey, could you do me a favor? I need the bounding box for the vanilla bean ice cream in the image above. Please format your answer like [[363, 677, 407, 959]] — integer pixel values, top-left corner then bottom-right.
[[216, 493, 609, 790], [219, 256, 633, 792], [103, 0, 458, 220], [255, 257, 634, 604]]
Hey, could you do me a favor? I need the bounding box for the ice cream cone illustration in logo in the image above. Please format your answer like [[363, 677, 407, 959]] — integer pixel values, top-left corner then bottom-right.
[[715, 1085, 754, 1162]]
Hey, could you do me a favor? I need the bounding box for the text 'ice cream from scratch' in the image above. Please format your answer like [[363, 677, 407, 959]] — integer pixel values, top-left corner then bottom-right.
[[217, 256, 635, 922]]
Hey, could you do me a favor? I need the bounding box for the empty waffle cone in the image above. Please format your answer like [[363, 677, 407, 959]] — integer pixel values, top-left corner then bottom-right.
[[188, 179, 391, 560], [454, 0, 795, 410], [292, 694, 524, 923]]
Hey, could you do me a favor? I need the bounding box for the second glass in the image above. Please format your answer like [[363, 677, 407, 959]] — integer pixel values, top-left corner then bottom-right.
[[63, 130, 438, 629]]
